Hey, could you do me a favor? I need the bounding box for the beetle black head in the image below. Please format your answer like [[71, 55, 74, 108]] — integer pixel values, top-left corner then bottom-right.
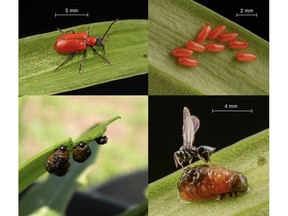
[[96, 36, 105, 48]]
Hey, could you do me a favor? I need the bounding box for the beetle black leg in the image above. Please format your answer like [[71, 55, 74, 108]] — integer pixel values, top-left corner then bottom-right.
[[91, 47, 111, 65], [79, 50, 87, 73], [57, 28, 75, 34], [86, 27, 92, 36], [54, 52, 75, 71], [220, 193, 225, 200]]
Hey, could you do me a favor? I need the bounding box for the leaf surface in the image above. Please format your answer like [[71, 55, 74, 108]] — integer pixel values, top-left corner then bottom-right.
[[149, 129, 269, 216], [148, 0, 268, 95], [19, 20, 147, 95]]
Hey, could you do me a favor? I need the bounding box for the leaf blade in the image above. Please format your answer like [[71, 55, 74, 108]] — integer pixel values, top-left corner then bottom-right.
[[148, 129, 269, 216], [19, 20, 148, 95], [148, 0, 269, 95]]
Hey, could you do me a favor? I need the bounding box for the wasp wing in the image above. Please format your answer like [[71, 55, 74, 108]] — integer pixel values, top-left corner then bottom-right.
[[182, 107, 200, 147], [191, 115, 200, 134]]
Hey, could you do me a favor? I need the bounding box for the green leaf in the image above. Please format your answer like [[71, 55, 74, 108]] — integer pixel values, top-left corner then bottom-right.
[[148, 129, 269, 216], [19, 20, 147, 95], [19, 116, 121, 193], [148, 0, 269, 95], [120, 201, 148, 216]]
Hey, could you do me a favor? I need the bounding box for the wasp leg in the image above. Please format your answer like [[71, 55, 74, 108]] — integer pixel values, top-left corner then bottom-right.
[[54, 52, 75, 72], [173, 153, 180, 168], [198, 150, 211, 163], [78, 50, 87, 73], [187, 158, 194, 168], [56, 28, 75, 34], [174, 152, 185, 168], [91, 47, 111, 65], [173, 155, 179, 168], [234, 192, 238, 197]]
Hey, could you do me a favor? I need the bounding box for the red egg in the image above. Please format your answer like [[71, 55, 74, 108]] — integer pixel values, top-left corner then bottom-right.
[[177, 164, 248, 201], [171, 48, 194, 57], [186, 41, 206, 53], [236, 52, 257, 62], [218, 32, 238, 42], [205, 43, 225, 52], [209, 25, 226, 40], [229, 40, 249, 50], [178, 57, 199, 67], [196, 24, 212, 43]]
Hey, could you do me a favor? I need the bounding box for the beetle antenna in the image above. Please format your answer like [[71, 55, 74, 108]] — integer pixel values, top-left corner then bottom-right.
[[100, 19, 118, 41]]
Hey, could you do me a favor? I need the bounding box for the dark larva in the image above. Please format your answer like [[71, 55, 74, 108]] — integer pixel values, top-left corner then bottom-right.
[[73, 142, 92, 163], [95, 135, 108, 145], [177, 164, 248, 201], [45, 145, 70, 176]]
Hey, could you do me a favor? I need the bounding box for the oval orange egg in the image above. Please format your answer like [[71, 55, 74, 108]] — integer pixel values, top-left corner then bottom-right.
[[209, 25, 226, 40], [236, 52, 257, 62], [178, 57, 199, 67], [186, 41, 206, 53], [171, 48, 194, 57], [196, 24, 212, 43]]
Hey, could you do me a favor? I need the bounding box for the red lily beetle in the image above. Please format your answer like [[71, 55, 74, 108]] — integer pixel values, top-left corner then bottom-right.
[[54, 19, 118, 73]]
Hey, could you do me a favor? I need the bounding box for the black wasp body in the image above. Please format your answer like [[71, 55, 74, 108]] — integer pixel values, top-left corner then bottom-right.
[[173, 107, 216, 168]]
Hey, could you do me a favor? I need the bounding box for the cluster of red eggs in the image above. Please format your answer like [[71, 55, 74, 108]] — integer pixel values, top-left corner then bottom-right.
[[171, 24, 257, 67]]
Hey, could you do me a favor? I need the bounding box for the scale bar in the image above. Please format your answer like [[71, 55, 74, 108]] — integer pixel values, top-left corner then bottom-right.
[[55, 13, 89, 17], [212, 109, 253, 113], [236, 13, 257, 17]]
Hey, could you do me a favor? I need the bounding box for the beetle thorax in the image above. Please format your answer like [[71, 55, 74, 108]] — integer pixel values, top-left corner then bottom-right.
[[86, 36, 96, 47]]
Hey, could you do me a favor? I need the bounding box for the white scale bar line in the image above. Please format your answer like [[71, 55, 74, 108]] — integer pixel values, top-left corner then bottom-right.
[[55, 13, 89, 17], [236, 13, 257, 17], [212, 109, 253, 113]]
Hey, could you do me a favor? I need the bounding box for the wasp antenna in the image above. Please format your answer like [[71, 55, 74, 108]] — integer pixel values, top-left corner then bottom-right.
[[101, 19, 118, 40]]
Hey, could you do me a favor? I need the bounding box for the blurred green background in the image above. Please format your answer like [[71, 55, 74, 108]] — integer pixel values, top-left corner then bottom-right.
[[19, 96, 148, 189]]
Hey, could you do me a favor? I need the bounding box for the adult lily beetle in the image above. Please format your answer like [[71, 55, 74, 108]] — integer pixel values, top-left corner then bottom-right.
[[54, 19, 118, 73], [173, 107, 216, 168]]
